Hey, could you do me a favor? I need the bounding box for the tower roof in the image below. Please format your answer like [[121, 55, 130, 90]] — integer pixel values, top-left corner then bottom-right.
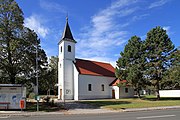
[[59, 17, 77, 44]]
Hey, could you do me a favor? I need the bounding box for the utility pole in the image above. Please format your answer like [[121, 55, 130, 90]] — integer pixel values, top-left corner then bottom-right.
[[36, 41, 39, 111]]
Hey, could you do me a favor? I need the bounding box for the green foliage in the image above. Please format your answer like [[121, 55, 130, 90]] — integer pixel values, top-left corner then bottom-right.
[[0, 0, 48, 87], [162, 47, 180, 89], [0, 0, 24, 83], [145, 26, 175, 99], [116, 83, 127, 87], [39, 56, 58, 95], [28, 92, 36, 99], [116, 26, 176, 100], [116, 36, 145, 98]]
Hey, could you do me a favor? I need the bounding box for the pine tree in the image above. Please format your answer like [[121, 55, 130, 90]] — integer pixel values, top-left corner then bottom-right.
[[144, 26, 175, 100], [116, 36, 146, 98], [162, 47, 180, 89]]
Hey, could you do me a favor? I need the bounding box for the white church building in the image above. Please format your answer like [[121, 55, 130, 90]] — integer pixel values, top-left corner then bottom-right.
[[57, 18, 134, 100]]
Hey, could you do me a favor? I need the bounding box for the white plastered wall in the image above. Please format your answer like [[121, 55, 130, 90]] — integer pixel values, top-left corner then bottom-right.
[[73, 64, 79, 100], [58, 40, 76, 100], [111, 86, 134, 99], [78, 75, 115, 99]]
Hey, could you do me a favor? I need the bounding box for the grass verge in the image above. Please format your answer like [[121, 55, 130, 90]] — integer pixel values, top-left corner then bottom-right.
[[79, 96, 180, 110]]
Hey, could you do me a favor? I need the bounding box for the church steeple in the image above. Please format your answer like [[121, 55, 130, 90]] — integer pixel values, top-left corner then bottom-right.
[[59, 17, 76, 44], [58, 16, 76, 100]]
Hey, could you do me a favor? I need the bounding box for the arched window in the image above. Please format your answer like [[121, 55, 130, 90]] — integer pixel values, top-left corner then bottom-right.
[[68, 45, 71, 52], [60, 46, 62, 53], [88, 84, 92, 91], [101, 84, 104, 91], [125, 88, 128, 93]]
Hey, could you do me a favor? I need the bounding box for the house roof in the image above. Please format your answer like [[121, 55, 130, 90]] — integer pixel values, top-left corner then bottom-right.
[[109, 79, 127, 86], [74, 58, 115, 77], [59, 17, 76, 44]]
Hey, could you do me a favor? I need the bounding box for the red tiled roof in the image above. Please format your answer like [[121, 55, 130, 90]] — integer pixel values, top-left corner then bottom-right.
[[109, 79, 127, 86], [74, 58, 115, 77]]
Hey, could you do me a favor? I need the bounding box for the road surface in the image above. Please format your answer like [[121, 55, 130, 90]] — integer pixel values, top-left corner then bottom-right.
[[1, 109, 180, 120]]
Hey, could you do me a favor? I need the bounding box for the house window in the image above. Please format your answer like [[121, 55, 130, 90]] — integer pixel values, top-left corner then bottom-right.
[[101, 84, 104, 91], [125, 88, 128, 93], [88, 84, 92, 91], [60, 46, 62, 52], [68, 45, 71, 52]]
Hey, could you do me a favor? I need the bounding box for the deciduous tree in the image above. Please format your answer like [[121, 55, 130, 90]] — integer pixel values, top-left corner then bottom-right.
[[0, 0, 47, 85], [39, 56, 58, 95]]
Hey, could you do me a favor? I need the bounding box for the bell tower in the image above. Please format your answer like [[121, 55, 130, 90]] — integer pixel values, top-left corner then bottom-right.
[[58, 17, 76, 100]]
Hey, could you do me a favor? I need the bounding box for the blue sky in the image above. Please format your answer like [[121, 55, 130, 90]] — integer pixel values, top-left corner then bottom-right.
[[16, 0, 180, 66]]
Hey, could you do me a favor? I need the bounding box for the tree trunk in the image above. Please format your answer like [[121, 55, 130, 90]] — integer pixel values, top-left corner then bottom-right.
[[156, 90, 160, 100], [137, 88, 141, 99], [53, 87, 57, 96], [10, 74, 16, 84], [7, 39, 16, 84], [156, 81, 160, 100]]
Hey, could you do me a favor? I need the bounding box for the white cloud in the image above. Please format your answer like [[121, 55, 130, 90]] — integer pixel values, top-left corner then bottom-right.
[[39, 0, 66, 13], [24, 15, 49, 38], [148, 0, 170, 9], [76, 0, 139, 62], [163, 26, 171, 35], [132, 14, 149, 21]]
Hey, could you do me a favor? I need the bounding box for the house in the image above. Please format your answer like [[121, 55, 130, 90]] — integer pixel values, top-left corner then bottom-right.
[[57, 18, 134, 100]]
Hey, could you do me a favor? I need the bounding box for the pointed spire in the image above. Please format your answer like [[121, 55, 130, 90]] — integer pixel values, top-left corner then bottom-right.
[[62, 16, 75, 41], [58, 16, 77, 44]]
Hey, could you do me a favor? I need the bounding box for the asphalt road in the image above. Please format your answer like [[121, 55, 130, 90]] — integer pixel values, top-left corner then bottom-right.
[[1, 109, 180, 120]]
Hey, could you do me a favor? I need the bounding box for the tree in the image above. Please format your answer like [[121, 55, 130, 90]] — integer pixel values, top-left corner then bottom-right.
[[162, 47, 180, 89], [0, 0, 24, 83], [0, 0, 47, 85], [144, 26, 175, 100], [39, 56, 58, 95], [116, 36, 146, 98]]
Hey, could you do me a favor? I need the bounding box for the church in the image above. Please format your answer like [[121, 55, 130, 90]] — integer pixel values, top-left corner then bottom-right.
[[57, 18, 134, 100]]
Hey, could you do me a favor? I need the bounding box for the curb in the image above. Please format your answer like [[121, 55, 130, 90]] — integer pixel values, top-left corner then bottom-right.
[[0, 111, 65, 116], [123, 106, 180, 112]]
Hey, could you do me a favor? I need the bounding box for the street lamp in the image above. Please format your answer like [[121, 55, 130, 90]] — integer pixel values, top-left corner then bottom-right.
[[36, 41, 39, 111]]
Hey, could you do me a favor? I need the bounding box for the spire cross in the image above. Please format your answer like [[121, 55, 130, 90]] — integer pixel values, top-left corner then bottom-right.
[[66, 13, 68, 21]]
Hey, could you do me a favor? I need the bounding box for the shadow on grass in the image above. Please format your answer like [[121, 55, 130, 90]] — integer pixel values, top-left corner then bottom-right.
[[26, 102, 62, 112], [141, 96, 180, 101], [79, 100, 131, 108]]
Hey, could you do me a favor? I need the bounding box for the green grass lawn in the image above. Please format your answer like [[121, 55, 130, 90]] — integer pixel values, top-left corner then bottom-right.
[[79, 96, 180, 110]]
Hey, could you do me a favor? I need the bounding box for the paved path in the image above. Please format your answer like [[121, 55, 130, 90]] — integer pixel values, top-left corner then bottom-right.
[[56, 100, 119, 114]]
